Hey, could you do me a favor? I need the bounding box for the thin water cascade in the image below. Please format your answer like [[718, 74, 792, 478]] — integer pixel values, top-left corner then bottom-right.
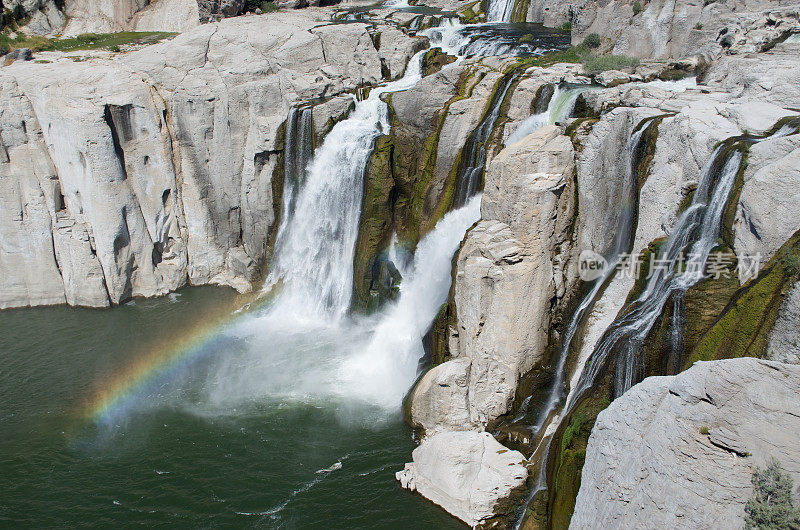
[[524, 124, 648, 438], [571, 146, 742, 402], [281, 106, 314, 218], [264, 51, 427, 321], [568, 121, 800, 406], [453, 72, 519, 207], [487, 0, 515, 22], [505, 83, 598, 146]]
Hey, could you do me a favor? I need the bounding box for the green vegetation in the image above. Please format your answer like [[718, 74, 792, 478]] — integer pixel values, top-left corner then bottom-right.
[[560, 21, 572, 31], [550, 395, 611, 528], [583, 33, 601, 49], [519, 33, 534, 44], [581, 53, 640, 73], [745, 460, 800, 530], [687, 229, 800, 366], [519, 43, 639, 73], [0, 31, 175, 55], [695, 22, 703, 30], [633, 1, 642, 15], [700, 426, 710, 435], [245, 0, 279, 11]]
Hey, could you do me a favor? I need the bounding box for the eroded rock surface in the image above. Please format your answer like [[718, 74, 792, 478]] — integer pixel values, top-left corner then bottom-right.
[[0, 11, 393, 308], [571, 358, 800, 529], [396, 431, 528, 528]]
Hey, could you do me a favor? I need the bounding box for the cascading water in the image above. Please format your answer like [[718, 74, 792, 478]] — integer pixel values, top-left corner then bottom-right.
[[571, 146, 743, 402], [422, 19, 570, 58], [523, 124, 648, 439], [280, 106, 314, 218], [505, 83, 599, 146], [264, 53, 426, 321], [568, 122, 800, 406], [487, 0, 515, 22], [453, 72, 518, 207]]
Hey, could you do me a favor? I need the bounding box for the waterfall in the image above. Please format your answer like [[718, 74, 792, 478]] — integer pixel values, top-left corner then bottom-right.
[[522, 124, 648, 439], [281, 106, 314, 219], [487, 0, 515, 22], [422, 20, 570, 58], [263, 52, 427, 321], [453, 72, 518, 207], [339, 196, 482, 406], [570, 143, 747, 404], [505, 84, 598, 146]]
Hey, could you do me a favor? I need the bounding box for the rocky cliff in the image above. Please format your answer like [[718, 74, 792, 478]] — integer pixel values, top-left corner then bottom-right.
[[571, 358, 800, 529], [0, 10, 416, 308]]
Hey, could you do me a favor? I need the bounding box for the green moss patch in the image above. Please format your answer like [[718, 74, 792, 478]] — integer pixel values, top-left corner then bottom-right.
[[0, 31, 176, 54]]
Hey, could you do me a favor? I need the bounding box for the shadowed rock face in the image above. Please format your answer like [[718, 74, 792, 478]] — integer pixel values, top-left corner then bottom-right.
[[571, 358, 800, 529]]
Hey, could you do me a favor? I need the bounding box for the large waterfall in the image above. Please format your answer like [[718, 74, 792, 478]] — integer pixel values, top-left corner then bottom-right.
[[264, 53, 426, 321], [193, 47, 483, 413]]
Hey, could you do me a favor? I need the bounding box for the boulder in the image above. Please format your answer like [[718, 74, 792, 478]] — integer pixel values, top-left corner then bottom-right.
[[571, 358, 800, 529], [396, 431, 528, 527]]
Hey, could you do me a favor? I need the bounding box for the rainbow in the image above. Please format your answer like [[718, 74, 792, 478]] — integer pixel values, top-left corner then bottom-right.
[[83, 291, 273, 425]]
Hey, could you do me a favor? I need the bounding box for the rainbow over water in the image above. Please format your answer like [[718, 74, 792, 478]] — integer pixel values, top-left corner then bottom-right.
[[83, 292, 266, 426]]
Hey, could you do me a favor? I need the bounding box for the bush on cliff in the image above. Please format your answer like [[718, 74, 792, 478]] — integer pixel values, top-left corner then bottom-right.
[[745, 460, 800, 529]]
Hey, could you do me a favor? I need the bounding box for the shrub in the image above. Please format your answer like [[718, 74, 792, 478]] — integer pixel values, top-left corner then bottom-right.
[[582, 53, 639, 73], [258, 1, 279, 12], [699, 426, 710, 435], [633, 1, 642, 15], [745, 460, 800, 529], [583, 33, 601, 48], [695, 22, 703, 30], [108, 44, 121, 52], [560, 21, 572, 31], [519, 33, 534, 44], [0, 42, 9, 56]]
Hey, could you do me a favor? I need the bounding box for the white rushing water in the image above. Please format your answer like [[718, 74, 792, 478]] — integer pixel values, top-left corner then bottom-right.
[[505, 84, 597, 146], [263, 51, 427, 322], [191, 196, 481, 419], [181, 44, 484, 419], [487, 0, 515, 22]]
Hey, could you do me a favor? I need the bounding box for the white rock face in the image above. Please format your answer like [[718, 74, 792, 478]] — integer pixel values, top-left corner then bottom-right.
[[63, 0, 201, 34], [767, 280, 800, 365], [409, 125, 576, 434], [0, 12, 391, 308], [567, 0, 800, 60], [571, 358, 800, 529], [396, 431, 528, 528], [734, 132, 800, 280]]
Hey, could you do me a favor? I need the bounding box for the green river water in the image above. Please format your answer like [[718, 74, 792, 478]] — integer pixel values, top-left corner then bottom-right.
[[0, 287, 463, 528]]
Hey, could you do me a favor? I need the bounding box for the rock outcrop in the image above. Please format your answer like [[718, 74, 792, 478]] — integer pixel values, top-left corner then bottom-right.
[[523, 0, 800, 60], [0, 11, 396, 308], [571, 358, 800, 529], [409, 125, 577, 434], [396, 431, 528, 528]]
